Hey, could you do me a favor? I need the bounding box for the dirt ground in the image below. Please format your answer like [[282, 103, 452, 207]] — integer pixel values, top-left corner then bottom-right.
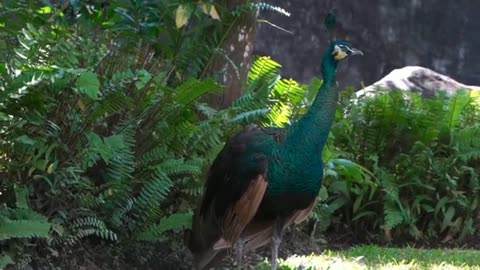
[[155, 227, 480, 270], [53, 226, 480, 270]]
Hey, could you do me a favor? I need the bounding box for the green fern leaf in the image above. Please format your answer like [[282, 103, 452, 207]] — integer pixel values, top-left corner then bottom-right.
[[445, 90, 471, 130], [68, 216, 117, 243], [0, 220, 50, 240], [453, 125, 480, 161], [384, 204, 404, 230], [247, 56, 282, 88], [0, 254, 14, 269], [174, 79, 221, 105], [135, 170, 173, 211], [229, 109, 270, 124], [135, 213, 192, 241]]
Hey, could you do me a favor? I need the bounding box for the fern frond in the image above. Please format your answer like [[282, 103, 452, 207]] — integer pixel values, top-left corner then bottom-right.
[[13, 255, 32, 270], [384, 202, 404, 230], [454, 125, 480, 162], [140, 145, 170, 166], [247, 56, 282, 85], [151, 159, 202, 177], [174, 79, 221, 106], [135, 170, 173, 212], [189, 122, 223, 155], [67, 216, 117, 244], [0, 208, 51, 240], [90, 91, 134, 122], [445, 90, 471, 130], [255, 3, 291, 17], [65, 228, 96, 245], [267, 102, 292, 127], [230, 92, 266, 110], [104, 127, 136, 184], [229, 108, 270, 124], [196, 102, 218, 119], [0, 254, 14, 269], [274, 78, 305, 105], [71, 217, 107, 230], [0, 220, 50, 240], [134, 213, 192, 241], [111, 197, 135, 229]]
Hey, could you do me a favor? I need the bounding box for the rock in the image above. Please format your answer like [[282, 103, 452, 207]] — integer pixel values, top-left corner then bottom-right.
[[356, 66, 480, 98], [254, 0, 480, 89]]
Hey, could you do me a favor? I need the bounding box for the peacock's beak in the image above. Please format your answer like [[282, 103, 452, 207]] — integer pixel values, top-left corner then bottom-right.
[[348, 47, 363, 56]]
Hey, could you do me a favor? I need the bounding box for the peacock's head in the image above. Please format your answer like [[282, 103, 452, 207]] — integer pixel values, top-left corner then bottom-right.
[[330, 41, 363, 62]]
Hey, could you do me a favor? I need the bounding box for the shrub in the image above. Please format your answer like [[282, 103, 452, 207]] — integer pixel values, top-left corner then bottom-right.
[[320, 89, 480, 242], [0, 0, 330, 267]]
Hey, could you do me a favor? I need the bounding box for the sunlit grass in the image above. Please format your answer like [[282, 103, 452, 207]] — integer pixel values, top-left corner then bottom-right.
[[256, 245, 480, 269]]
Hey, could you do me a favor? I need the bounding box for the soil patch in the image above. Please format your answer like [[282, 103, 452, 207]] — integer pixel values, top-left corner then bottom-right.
[[54, 228, 480, 269]]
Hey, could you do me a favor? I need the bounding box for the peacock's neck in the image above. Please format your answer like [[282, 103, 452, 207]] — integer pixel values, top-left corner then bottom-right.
[[285, 55, 338, 156]]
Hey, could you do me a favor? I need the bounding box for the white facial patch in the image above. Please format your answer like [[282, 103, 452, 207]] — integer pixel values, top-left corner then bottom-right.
[[332, 45, 348, 61]]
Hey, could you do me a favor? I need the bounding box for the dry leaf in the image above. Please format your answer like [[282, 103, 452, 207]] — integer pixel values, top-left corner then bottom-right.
[[175, 5, 190, 29], [384, 229, 393, 241], [47, 163, 55, 174], [77, 99, 86, 112], [200, 3, 221, 20]]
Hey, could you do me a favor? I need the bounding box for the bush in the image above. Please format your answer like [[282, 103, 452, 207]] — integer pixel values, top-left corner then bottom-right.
[[0, 1, 332, 268], [320, 89, 480, 242]]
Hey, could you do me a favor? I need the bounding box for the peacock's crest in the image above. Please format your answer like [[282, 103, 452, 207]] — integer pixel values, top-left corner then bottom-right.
[[324, 9, 337, 41]]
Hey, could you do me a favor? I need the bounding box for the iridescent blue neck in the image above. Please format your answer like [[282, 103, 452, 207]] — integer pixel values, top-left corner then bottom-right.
[[284, 51, 338, 155]]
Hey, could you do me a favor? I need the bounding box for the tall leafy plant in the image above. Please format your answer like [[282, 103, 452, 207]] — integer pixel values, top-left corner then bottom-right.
[[325, 88, 480, 242]]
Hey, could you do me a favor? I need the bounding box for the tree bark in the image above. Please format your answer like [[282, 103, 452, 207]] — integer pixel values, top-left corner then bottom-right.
[[208, 0, 259, 109]]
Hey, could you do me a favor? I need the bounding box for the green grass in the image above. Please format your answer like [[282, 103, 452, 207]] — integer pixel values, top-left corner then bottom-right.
[[256, 245, 480, 269]]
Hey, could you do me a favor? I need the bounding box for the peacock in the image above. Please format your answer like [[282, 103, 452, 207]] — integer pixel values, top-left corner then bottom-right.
[[187, 24, 362, 270]]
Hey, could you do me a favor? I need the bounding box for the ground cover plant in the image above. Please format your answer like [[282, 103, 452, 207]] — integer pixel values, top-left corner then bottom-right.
[[313, 89, 480, 243]]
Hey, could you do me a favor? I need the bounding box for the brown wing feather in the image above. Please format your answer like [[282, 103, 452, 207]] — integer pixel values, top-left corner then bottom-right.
[[291, 198, 316, 224], [239, 199, 316, 253], [242, 222, 273, 251], [221, 174, 267, 248], [189, 174, 268, 269]]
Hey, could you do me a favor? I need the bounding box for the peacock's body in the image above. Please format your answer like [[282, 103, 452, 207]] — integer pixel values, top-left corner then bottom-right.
[[187, 26, 362, 270]]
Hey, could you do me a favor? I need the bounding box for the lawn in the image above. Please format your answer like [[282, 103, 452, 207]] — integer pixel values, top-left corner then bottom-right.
[[256, 245, 480, 270]]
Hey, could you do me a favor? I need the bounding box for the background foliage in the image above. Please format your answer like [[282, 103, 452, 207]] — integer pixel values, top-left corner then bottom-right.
[[314, 89, 480, 243], [2, 0, 480, 269]]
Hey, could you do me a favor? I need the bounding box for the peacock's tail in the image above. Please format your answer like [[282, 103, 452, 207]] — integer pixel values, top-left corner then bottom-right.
[[186, 199, 225, 270], [187, 174, 268, 269]]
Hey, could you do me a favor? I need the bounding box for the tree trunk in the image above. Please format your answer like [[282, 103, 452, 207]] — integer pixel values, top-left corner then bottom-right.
[[208, 0, 258, 109]]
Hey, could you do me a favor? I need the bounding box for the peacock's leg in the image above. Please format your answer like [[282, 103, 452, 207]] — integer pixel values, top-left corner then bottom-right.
[[236, 238, 244, 270], [271, 218, 285, 270]]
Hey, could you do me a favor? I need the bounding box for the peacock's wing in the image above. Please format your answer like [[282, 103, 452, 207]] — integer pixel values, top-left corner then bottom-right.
[[203, 124, 275, 242], [188, 124, 275, 269]]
